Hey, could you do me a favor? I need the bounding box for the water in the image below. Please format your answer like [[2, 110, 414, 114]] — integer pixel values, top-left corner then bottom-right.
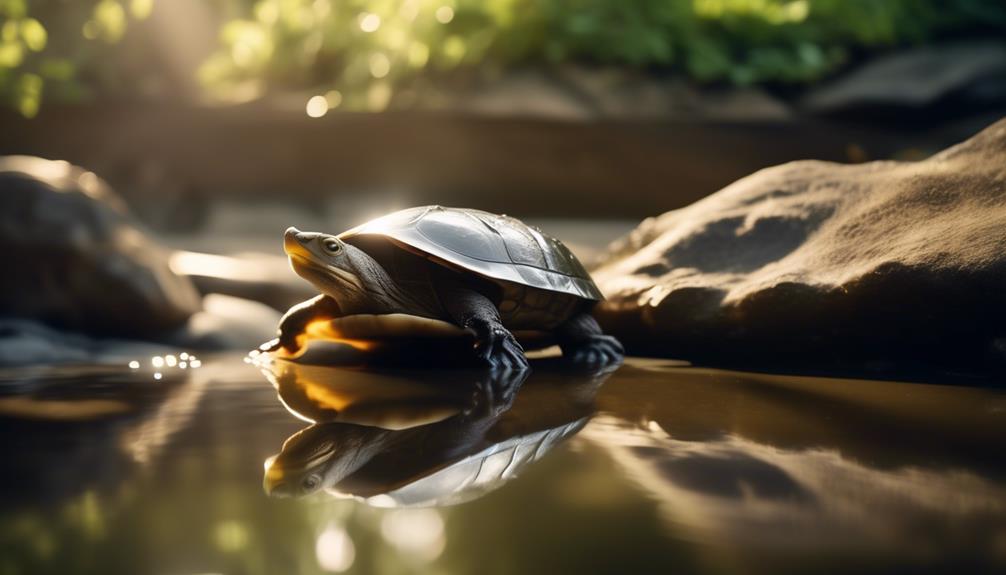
[[1, 354, 1004, 575]]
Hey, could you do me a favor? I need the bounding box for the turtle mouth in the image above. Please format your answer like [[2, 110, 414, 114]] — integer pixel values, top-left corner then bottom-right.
[[289, 253, 366, 292]]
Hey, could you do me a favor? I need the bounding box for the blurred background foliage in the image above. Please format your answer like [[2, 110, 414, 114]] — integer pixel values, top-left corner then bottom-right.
[[0, 0, 154, 116], [2, 0, 1006, 116]]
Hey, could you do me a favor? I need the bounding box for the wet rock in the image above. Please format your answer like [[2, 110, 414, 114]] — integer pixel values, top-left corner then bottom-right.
[[593, 117, 1006, 370], [0, 156, 201, 338], [0, 294, 281, 367], [0, 319, 175, 367]]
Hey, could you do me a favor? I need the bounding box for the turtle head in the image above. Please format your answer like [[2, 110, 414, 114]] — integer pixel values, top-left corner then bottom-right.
[[263, 423, 386, 498], [284, 227, 390, 313]]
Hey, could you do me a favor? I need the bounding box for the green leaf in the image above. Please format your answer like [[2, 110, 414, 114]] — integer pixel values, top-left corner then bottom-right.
[[20, 17, 46, 52], [0, 41, 22, 68], [130, 0, 153, 20], [16, 72, 42, 118], [94, 0, 127, 43], [0, 0, 26, 19]]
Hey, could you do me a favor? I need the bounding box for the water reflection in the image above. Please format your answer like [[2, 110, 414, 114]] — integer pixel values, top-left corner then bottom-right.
[[0, 360, 212, 506], [591, 418, 1006, 556], [259, 359, 614, 506], [0, 356, 1003, 574], [581, 364, 1006, 572]]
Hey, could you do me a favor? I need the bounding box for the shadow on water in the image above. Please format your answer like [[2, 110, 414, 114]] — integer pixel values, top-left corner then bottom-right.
[[0, 351, 1003, 574]]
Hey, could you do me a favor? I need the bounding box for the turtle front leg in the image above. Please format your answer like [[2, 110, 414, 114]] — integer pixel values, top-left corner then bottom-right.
[[263, 295, 340, 355], [556, 312, 624, 367], [441, 286, 529, 371]]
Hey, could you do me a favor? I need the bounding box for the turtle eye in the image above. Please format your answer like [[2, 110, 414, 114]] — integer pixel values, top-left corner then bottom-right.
[[322, 238, 342, 254], [302, 474, 321, 492]]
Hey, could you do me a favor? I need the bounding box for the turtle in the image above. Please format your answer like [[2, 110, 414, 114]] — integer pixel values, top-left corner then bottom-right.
[[266, 205, 623, 369], [260, 361, 612, 503], [264, 415, 588, 505]]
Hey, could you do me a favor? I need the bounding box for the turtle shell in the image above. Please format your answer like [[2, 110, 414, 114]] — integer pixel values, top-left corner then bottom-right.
[[335, 417, 589, 508], [339, 206, 603, 301]]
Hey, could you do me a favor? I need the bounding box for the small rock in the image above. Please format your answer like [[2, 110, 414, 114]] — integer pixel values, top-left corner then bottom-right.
[[0, 156, 202, 338], [0, 293, 281, 367], [593, 117, 1006, 371], [804, 40, 1006, 112]]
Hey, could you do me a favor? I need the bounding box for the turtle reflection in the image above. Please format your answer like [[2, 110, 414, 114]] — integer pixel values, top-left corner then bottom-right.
[[260, 360, 614, 506]]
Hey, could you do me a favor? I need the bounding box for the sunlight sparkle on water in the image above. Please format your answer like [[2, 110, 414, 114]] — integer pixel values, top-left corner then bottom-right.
[[380, 509, 446, 561], [306, 95, 329, 118], [316, 524, 355, 572], [326, 90, 342, 108], [214, 520, 249, 552], [138, 354, 199, 374], [369, 53, 390, 78]]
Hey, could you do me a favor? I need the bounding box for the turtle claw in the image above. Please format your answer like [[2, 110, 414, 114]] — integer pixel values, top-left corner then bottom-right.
[[565, 335, 624, 368], [466, 369, 529, 418], [261, 331, 303, 357], [472, 322, 530, 371]]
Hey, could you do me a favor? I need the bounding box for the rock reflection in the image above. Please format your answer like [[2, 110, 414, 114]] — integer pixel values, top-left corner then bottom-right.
[[0, 359, 213, 507], [589, 418, 1006, 565], [580, 363, 1006, 568], [260, 359, 615, 506]]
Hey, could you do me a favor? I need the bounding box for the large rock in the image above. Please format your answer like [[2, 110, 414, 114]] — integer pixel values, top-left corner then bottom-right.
[[593, 118, 1006, 370], [0, 156, 201, 338]]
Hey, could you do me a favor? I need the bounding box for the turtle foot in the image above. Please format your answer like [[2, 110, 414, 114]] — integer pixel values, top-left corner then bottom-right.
[[563, 334, 624, 368], [464, 369, 529, 418], [471, 321, 530, 371]]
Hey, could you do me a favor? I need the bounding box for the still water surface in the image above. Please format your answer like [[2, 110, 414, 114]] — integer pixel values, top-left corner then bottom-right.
[[1, 354, 1004, 574]]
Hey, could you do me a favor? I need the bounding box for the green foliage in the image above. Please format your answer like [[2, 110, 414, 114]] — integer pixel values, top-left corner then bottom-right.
[[3, 0, 1006, 115], [0, 0, 151, 117], [199, 0, 1006, 109]]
